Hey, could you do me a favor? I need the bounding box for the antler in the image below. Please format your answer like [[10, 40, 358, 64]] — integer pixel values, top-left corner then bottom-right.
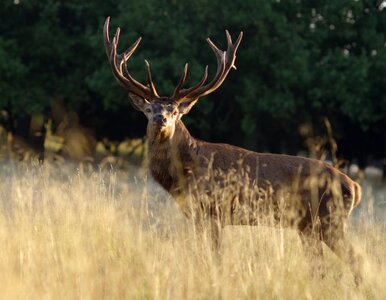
[[103, 17, 160, 100], [172, 30, 243, 103], [104, 17, 242, 103]]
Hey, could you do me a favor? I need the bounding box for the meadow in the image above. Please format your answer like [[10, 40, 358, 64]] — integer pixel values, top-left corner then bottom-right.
[[0, 161, 385, 300]]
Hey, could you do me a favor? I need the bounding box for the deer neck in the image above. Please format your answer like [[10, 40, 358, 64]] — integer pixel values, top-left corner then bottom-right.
[[147, 120, 197, 194]]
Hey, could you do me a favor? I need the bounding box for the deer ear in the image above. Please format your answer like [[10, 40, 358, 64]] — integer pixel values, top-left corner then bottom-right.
[[178, 98, 198, 115], [129, 93, 149, 111]]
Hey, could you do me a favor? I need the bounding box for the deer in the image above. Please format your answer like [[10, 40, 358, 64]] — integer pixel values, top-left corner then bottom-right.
[[54, 112, 96, 161], [103, 17, 363, 285], [47, 100, 96, 162]]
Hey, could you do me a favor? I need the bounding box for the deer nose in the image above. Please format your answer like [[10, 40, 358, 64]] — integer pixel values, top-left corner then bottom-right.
[[153, 115, 167, 126]]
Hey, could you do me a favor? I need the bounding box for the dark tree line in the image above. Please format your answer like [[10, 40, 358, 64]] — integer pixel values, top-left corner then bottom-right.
[[1, 0, 385, 164]]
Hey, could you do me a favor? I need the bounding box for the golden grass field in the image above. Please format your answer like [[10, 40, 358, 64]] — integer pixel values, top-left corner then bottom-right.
[[0, 161, 385, 300]]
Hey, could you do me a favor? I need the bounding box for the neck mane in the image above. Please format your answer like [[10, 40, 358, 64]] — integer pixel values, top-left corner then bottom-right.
[[147, 120, 197, 194]]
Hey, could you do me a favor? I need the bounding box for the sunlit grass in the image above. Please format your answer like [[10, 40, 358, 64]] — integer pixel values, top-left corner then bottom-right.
[[0, 162, 384, 299]]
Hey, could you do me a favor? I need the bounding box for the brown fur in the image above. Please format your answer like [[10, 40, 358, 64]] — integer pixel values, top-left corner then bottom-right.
[[148, 120, 361, 215], [147, 119, 364, 286]]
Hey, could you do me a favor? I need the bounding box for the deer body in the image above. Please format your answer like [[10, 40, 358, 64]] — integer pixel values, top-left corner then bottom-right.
[[147, 119, 360, 226], [103, 17, 363, 285]]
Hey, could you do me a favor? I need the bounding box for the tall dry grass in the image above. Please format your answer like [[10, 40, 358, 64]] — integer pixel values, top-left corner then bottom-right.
[[0, 161, 384, 299]]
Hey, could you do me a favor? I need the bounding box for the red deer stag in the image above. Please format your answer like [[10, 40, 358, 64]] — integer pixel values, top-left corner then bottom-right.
[[104, 17, 363, 285]]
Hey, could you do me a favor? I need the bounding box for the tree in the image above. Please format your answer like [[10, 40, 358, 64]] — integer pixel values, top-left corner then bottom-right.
[[1, 0, 385, 160]]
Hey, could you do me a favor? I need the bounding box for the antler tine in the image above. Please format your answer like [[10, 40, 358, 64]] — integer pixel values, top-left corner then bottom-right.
[[103, 17, 158, 100], [228, 31, 243, 70], [103, 17, 112, 57], [225, 30, 238, 70], [123, 37, 142, 61], [173, 30, 243, 102], [207, 37, 225, 64], [225, 30, 232, 46], [144, 60, 159, 97], [176, 66, 209, 102], [172, 63, 189, 100]]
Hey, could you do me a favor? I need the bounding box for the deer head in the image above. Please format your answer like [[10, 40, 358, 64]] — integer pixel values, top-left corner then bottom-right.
[[103, 17, 243, 139]]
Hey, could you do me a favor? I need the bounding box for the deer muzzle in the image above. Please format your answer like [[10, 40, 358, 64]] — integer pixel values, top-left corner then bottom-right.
[[153, 115, 167, 127]]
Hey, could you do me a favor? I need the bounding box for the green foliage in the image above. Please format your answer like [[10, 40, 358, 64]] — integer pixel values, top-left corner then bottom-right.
[[0, 0, 385, 156]]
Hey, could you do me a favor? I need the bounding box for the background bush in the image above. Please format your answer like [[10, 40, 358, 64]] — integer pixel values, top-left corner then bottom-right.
[[1, 0, 385, 164]]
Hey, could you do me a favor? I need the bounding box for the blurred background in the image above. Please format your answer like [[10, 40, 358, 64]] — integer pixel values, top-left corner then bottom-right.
[[0, 0, 385, 173]]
